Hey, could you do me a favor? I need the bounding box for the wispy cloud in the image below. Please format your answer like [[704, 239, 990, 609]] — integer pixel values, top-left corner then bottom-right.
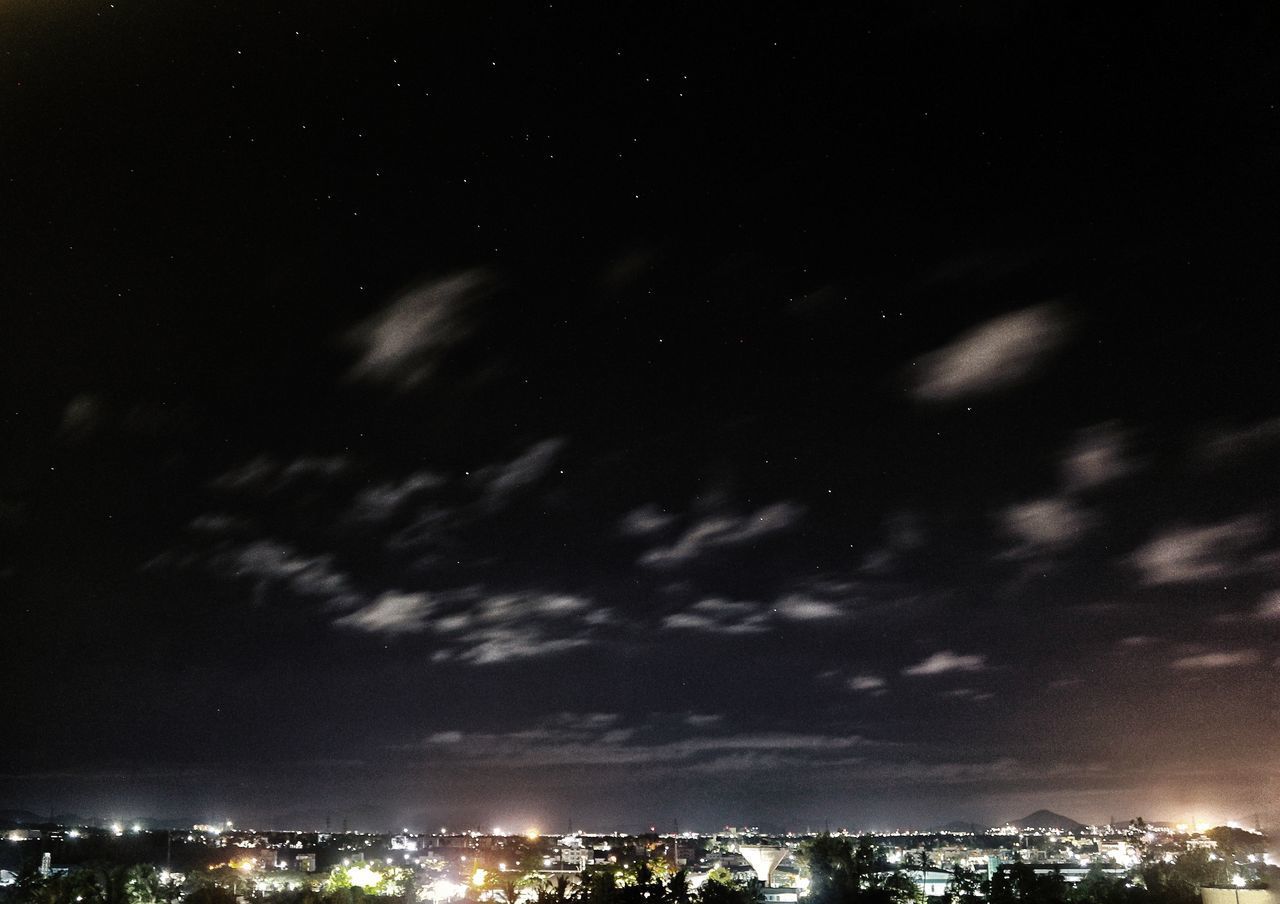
[[222, 538, 357, 606], [684, 713, 723, 727], [911, 302, 1070, 400], [335, 588, 613, 664], [345, 271, 487, 389], [662, 598, 770, 634], [1130, 515, 1267, 585], [939, 687, 995, 701], [472, 438, 566, 509], [351, 472, 445, 521], [999, 496, 1093, 557], [639, 501, 803, 567], [846, 674, 888, 693], [211, 455, 278, 491], [1256, 592, 1280, 619], [410, 718, 875, 770], [619, 503, 676, 536], [1062, 422, 1133, 490], [774, 593, 843, 620], [333, 591, 436, 634], [59, 393, 106, 440], [903, 650, 987, 676], [1197, 417, 1280, 461], [662, 590, 843, 635], [211, 454, 350, 492], [1170, 650, 1261, 670]]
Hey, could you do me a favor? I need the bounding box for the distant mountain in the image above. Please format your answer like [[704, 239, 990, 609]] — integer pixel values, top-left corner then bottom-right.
[[936, 820, 987, 833], [0, 809, 46, 827], [1007, 810, 1086, 832]]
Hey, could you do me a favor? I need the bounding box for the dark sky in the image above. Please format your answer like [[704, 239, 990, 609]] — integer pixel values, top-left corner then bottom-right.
[[3, 2, 1278, 833]]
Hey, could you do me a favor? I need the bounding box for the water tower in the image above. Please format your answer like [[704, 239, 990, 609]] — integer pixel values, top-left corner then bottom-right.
[[737, 844, 788, 887]]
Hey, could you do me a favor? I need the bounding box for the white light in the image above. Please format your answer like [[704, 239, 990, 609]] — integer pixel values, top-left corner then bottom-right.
[[1232, 877, 1246, 888]]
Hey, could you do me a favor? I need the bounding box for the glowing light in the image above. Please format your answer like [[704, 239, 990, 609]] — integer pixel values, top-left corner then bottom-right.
[[471, 868, 488, 888], [67, 830, 80, 839], [526, 828, 540, 840], [238, 862, 254, 873], [111, 823, 123, 836], [347, 866, 380, 888], [1232, 876, 1246, 888]]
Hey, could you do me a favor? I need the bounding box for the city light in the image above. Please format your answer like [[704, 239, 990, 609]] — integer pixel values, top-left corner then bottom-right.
[[471, 868, 488, 888], [347, 866, 380, 888]]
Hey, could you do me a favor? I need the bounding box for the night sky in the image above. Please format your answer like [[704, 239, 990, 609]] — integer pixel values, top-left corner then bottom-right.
[[3, 3, 1279, 833]]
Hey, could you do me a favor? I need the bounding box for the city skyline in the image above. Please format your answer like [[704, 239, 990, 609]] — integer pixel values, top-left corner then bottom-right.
[[3, 4, 1277, 831]]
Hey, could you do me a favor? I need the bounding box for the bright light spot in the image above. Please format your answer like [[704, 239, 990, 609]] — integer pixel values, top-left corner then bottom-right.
[[111, 823, 123, 836], [67, 830, 80, 839], [238, 862, 253, 873], [348, 866, 380, 888], [1233, 876, 1247, 888], [526, 828, 540, 840], [471, 868, 488, 888], [131, 824, 142, 833]]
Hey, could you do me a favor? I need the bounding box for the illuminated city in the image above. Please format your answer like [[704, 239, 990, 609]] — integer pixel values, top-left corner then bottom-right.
[[2, 5, 1277, 904]]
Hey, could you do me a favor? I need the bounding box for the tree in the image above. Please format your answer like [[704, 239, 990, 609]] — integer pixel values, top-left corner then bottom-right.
[[664, 871, 692, 904], [126, 866, 163, 904], [801, 834, 860, 904], [947, 866, 981, 904], [182, 888, 235, 904]]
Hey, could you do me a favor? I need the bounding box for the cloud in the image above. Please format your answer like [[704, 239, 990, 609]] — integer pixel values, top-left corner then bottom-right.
[[59, 393, 106, 440], [1119, 635, 1158, 647], [345, 270, 487, 389], [351, 472, 445, 521], [333, 591, 436, 634], [1062, 422, 1133, 490], [662, 598, 771, 634], [903, 650, 986, 676], [911, 302, 1070, 400], [1000, 496, 1093, 557], [280, 455, 349, 481], [472, 438, 566, 508], [1257, 592, 1280, 619], [224, 538, 357, 605], [1130, 515, 1267, 585], [846, 674, 887, 693], [455, 631, 589, 665], [619, 503, 676, 536], [1170, 650, 1261, 670], [774, 593, 843, 620], [939, 687, 995, 701], [211, 454, 351, 492], [1197, 417, 1280, 461], [188, 513, 248, 533], [211, 455, 278, 491], [426, 590, 609, 664], [640, 501, 803, 567], [411, 719, 874, 770], [684, 713, 723, 727]]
